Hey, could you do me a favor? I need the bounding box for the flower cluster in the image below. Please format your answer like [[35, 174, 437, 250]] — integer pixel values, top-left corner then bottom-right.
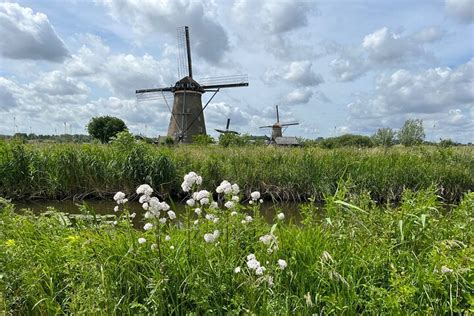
[[246, 254, 266, 275], [249, 191, 263, 204], [113, 191, 128, 205], [204, 230, 220, 243], [181, 172, 203, 192], [216, 180, 239, 195]]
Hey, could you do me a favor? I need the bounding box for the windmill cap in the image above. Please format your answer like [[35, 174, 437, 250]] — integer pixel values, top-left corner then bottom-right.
[[174, 76, 203, 92]]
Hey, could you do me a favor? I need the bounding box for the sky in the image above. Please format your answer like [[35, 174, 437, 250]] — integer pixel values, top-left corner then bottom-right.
[[0, 0, 473, 142]]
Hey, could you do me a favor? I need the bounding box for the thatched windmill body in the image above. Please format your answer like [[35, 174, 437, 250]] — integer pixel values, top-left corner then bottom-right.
[[136, 26, 248, 143]]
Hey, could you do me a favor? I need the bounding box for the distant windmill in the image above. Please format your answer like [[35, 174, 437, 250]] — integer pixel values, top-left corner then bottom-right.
[[215, 118, 239, 135], [260, 105, 299, 144], [136, 26, 249, 143]]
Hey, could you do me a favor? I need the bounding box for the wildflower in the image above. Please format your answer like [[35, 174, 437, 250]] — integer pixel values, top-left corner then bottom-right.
[[136, 184, 153, 196], [113, 191, 126, 204], [225, 201, 235, 209], [200, 198, 210, 205], [159, 217, 167, 224], [139, 194, 150, 204], [186, 199, 195, 207], [170, 245, 175, 250], [151, 243, 157, 250], [241, 220, 246, 224], [113, 206, 119, 212], [216, 180, 232, 194], [247, 254, 256, 261], [130, 212, 136, 218], [267, 275, 274, 287], [144, 211, 152, 219], [247, 259, 261, 270], [249, 200, 254, 205], [194, 208, 202, 216], [231, 183, 240, 195], [138, 237, 146, 244], [142, 202, 149, 210], [167, 210, 176, 220], [245, 215, 253, 223], [165, 235, 171, 241], [250, 191, 260, 200], [144, 223, 153, 231], [259, 234, 275, 245], [113, 221, 118, 225], [193, 219, 199, 225], [441, 266, 453, 274], [210, 201, 218, 209], [259, 199, 263, 203], [234, 266, 241, 273], [277, 259, 287, 270], [255, 266, 266, 275], [230, 211, 238, 216], [232, 195, 240, 202], [213, 217, 219, 223], [277, 212, 285, 220], [182, 172, 201, 192], [160, 202, 171, 211], [205, 214, 215, 221], [195, 190, 210, 201], [204, 230, 220, 243]]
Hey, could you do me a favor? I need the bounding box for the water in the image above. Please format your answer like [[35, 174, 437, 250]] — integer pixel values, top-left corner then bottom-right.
[[14, 199, 303, 226]]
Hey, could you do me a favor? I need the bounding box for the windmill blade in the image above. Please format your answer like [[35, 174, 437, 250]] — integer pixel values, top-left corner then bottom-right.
[[276, 105, 280, 123], [215, 129, 240, 135], [280, 122, 299, 127], [259, 125, 273, 128], [200, 74, 249, 90], [177, 26, 193, 78], [136, 87, 173, 94], [136, 90, 173, 102], [226, 118, 230, 130]]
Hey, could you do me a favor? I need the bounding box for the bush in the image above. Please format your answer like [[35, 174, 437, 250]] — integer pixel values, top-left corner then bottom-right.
[[87, 116, 127, 144], [320, 134, 373, 149], [398, 119, 425, 146], [192, 134, 214, 145], [372, 128, 396, 147]]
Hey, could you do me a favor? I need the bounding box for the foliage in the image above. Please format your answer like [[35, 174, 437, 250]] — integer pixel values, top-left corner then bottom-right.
[[398, 119, 425, 146], [87, 116, 127, 144], [0, 183, 472, 314], [111, 130, 137, 151], [319, 134, 374, 149], [439, 138, 457, 147], [218, 133, 248, 147], [192, 134, 214, 145], [372, 128, 396, 147], [0, 142, 472, 202]]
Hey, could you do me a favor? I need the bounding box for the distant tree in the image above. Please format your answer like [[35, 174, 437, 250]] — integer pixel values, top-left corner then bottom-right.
[[320, 134, 373, 149], [87, 116, 127, 143], [192, 134, 214, 145], [372, 128, 396, 147], [398, 119, 425, 146], [439, 138, 456, 147], [218, 133, 248, 147]]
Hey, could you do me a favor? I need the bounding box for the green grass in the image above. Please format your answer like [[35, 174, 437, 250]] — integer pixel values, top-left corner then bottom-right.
[[0, 187, 472, 314], [0, 141, 472, 202]]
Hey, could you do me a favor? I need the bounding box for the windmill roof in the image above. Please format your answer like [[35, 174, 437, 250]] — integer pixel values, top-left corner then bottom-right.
[[174, 76, 203, 92]]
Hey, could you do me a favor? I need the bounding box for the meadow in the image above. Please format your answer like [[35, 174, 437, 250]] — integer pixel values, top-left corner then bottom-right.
[[0, 180, 472, 314], [0, 140, 472, 202]]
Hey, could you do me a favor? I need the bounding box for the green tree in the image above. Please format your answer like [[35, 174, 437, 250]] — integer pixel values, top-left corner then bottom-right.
[[372, 128, 396, 147], [192, 134, 214, 145], [87, 116, 127, 143], [398, 119, 425, 146]]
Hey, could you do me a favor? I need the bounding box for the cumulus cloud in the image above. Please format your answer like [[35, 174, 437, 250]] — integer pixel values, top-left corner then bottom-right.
[[345, 59, 474, 141], [0, 2, 69, 62], [0, 78, 18, 110], [330, 27, 443, 81], [264, 60, 324, 88], [445, 0, 474, 23], [286, 87, 313, 105], [98, 0, 229, 64]]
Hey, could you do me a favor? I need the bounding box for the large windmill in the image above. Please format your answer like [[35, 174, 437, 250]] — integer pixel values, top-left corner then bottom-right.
[[136, 26, 248, 143], [260, 105, 300, 145]]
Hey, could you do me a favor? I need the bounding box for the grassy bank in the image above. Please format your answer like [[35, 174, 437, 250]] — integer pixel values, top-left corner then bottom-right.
[[0, 141, 472, 202], [0, 186, 472, 314]]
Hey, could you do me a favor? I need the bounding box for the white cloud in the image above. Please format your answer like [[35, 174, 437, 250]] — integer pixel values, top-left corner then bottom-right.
[[0, 3, 69, 62], [99, 0, 229, 63], [286, 87, 313, 105], [445, 0, 474, 23], [283, 61, 324, 87]]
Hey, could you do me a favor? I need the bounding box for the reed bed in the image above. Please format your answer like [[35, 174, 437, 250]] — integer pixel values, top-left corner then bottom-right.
[[0, 141, 472, 202]]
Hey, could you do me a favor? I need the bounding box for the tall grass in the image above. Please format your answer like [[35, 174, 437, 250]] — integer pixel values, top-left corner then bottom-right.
[[0, 188, 472, 314], [0, 140, 472, 202]]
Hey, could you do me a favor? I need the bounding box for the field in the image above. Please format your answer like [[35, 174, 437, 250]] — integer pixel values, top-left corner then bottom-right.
[[0, 141, 473, 314]]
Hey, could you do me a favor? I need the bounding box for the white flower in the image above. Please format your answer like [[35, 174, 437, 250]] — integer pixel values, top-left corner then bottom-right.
[[142, 202, 149, 210], [204, 230, 220, 243], [259, 234, 275, 245], [113, 191, 126, 203], [232, 195, 240, 202], [267, 275, 274, 287], [138, 237, 146, 244], [241, 220, 246, 224], [255, 266, 266, 275], [144, 211, 152, 219], [247, 254, 256, 261], [160, 202, 170, 211], [234, 266, 241, 273], [277, 259, 287, 270], [245, 215, 253, 223], [277, 212, 285, 220], [200, 197, 210, 205], [113, 221, 118, 225], [195, 190, 210, 201], [196, 175, 203, 185], [216, 180, 232, 194], [250, 191, 260, 201], [165, 235, 171, 241], [139, 194, 150, 204], [247, 259, 261, 270], [259, 199, 263, 203], [143, 223, 153, 231], [113, 206, 119, 212], [194, 208, 202, 216], [159, 217, 167, 224], [130, 212, 136, 218], [151, 243, 157, 250], [136, 184, 153, 196], [224, 201, 235, 209], [205, 214, 215, 221], [181, 172, 202, 192], [441, 266, 453, 274], [231, 183, 240, 195], [186, 199, 195, 207], [249, 200, 253, 205], [230, 211, 238, 216], [193, 219, 199, 225], [170, 245, 175, 250], [210, 201, 218, 209], [167, 210, 176, 220]]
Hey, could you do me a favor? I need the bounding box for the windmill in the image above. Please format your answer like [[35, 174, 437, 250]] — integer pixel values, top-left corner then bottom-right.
[[136, 26, 249, 143], [259, 105, 299, 144], [215, 118, 239, 135]]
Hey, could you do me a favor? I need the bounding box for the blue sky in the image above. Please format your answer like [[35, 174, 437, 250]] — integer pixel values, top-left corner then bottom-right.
[[0, 0, 473, 142]]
